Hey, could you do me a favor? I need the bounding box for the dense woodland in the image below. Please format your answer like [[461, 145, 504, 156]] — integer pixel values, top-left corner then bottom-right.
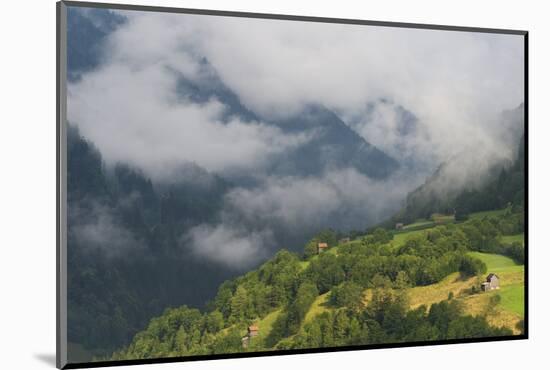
[[111, 204, 523, 360]]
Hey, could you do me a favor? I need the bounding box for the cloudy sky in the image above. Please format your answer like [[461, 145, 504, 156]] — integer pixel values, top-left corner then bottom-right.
[[67, 7, 524, 269]]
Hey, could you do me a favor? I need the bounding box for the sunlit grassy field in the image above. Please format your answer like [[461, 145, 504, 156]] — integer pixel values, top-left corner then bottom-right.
[[252, 309, 282, 347], [431, 214, 455, 223], [459, 290, 522, 333], [408, 272, 479, 309], [501, 233, 525, 245], [303, 292, 331, 325], [465, 252, 523, 332], [392, 229, 428, 248], [499, 285, 524, 316], [405, 250, 524, 334], [403, 219, 433, 230], [468, 208, 508, 220], [467, 252, 524, 273]]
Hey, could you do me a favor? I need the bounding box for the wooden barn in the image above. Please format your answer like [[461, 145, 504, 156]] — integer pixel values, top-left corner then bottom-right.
[[481, 273, 500, 291], [248, 325, 259, 337], [242, 325, 259, 348]]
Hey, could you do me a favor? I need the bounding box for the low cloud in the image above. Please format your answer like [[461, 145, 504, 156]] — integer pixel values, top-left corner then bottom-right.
[[68, 62, 312, 180], [225, 168, 418, 232], [68, 9, 524, 180], [68, 199, 146, 257], [184, 167, 423, 268], [186, 224, 273, 269], [67, 8, 525, 268], [186, 15, 524, 166]]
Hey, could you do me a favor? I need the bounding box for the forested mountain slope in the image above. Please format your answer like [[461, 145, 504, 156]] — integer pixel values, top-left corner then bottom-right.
[[67, 126, 236, 357], [111, 205, 524, 360], [387, 106, 524, 226]]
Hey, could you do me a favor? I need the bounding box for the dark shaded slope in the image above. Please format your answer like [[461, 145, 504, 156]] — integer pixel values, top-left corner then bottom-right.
[[270, 105, 399, 179], [67, 7, 126, 81], [388, 104, 525, 225], [174, 61, 399, 180], [66, 126, 235, 359]]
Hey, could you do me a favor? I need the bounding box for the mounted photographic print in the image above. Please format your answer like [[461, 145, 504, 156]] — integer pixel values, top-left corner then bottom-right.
[[56, 1, 528, 368]]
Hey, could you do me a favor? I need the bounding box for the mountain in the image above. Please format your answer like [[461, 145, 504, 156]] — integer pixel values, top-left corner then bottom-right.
[[174, 60, 400, 181], [67, 126, 237, 359], [67, 7, 126, 81], [266, 104, 399, 179], [388, 104, 525, 225], [343, 98, 433, 174]]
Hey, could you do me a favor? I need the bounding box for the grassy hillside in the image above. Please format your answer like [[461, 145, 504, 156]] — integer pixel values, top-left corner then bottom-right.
[[402, 219, 433, 230], [499, 285, 524, 316], [281, 218, 525, 340], [392, 229, 429, 248], [303, 293, 330, 325], [469, 208, 508, 220], [468, 251, 524, 329], [314, 216, 523, 338], [408, 272, 478, 309], [501, 233, 525, 245], [363, 225, 524, 334], [467, 252, 524, 273], [407, 251, 524, 334], [247, 309, 282, 350]]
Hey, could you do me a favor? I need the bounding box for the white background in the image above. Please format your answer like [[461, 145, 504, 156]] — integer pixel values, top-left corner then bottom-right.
[[0, 0, 548, 369]]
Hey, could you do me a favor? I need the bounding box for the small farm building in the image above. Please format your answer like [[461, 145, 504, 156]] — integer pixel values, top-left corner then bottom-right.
[[481, 273, 500, 292], [317, 242, 328, 254]]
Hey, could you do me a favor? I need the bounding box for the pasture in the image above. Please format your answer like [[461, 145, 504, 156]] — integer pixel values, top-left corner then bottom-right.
[[501, 233, 525, 245], [468, 208, 508, 220]]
